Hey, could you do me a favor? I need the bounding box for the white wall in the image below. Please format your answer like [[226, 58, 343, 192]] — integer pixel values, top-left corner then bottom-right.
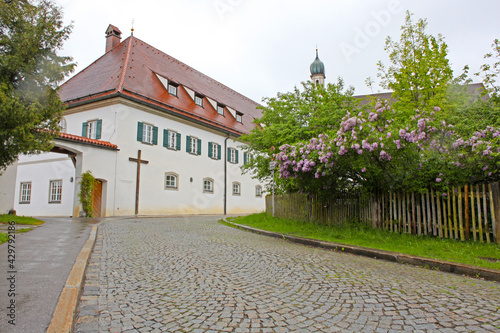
[[14, 153, 75, 217], [0, 161, 18, 214]]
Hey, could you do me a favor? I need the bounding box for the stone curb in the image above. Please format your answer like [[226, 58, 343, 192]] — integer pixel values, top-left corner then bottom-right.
[[46, 225, 98, 333], [224, 219, 500, 282]]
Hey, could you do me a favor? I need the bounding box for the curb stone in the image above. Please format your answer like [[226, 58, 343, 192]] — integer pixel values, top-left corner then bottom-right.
[[224, 219, 500, 282], [46, 225, 98, 333]]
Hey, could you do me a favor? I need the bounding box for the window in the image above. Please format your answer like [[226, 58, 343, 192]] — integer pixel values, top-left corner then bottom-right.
[[255, 185, 263, 197], [236, 113, 243, 123], [168, 82, 178, 96], [163, 129, 181, 150], [20, 182, 31, 204], [232, 182, 241, 195], [49, 180, 62, 203], [227, 148, 239, 164], [217, 104, 225, 116], [186, 136, 202, 155], [59, 118, 67, 133], [208, 142, 221, 160], [195, 94, 203, 107], [203, 178, 214, 193], [137, 122, 158, 145], [165, 173, 178, 190], [82, 119, 102, 139], [244, 152, 252, 165]]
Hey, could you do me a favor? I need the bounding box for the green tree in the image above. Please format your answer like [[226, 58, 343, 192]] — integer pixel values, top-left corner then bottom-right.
[[475, 38, 500, 104], [0, 0, 74, 172], [241, 79, 359, 192], [377, 11, 453, 118]]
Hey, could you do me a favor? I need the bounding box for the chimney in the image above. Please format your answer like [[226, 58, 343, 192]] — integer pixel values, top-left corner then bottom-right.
[[105, 24, 122, 53]]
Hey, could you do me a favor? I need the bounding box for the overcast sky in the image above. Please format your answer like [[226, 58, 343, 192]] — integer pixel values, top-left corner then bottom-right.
[[54, 0, 500, 104]]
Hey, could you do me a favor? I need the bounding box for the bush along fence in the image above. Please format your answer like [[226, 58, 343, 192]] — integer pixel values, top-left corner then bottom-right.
[[266, 183, 500, 244]]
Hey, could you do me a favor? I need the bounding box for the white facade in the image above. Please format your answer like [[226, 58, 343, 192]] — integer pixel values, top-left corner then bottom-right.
[[9, 98, 265, 217]]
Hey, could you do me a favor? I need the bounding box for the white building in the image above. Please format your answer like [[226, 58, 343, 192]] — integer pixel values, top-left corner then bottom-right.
[[2, 25, 266, 217]]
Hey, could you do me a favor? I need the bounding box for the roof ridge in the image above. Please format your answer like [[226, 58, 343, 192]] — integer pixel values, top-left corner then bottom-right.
[[117, 36, 134, 92]]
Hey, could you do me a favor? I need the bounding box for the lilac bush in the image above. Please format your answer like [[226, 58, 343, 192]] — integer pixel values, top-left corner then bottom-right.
[[275, 100, 500, 195]]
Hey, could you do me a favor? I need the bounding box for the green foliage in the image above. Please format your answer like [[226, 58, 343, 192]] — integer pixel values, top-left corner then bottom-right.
[[0, 0, 74, 172], [78, 171, 95, 218], [476, 38, 500, 103], [226, 213, 500, 270], [0, 214, 44, 225], [240, 79, 360, 192], [377, 11, 453, 119]]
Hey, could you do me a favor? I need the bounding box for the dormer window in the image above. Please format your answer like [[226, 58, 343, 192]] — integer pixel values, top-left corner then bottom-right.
[[168, 82, 178, 96], [217, 104, 225, 116], [195, 94, 204, 107], [236, 113, 243, 123]]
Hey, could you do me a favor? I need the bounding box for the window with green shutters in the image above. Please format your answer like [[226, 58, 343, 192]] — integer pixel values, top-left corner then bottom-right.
[[82, 119, 102, 139], [243, 152, 252, 165], [227, 148, 238, 164], [208, 142, 221, 160], [186, 136, 202, 155], [163, 129, 181, 150], [137, 122, 158, 145]]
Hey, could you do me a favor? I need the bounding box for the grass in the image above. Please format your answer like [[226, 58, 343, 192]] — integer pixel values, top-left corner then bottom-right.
[[0, 214, 45, 225], [0, 215, 43, 245], [224, 213, 500, 270]]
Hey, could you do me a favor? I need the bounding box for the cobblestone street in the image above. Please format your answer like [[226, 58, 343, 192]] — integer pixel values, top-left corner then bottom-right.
[[75, 216, 500, 333]]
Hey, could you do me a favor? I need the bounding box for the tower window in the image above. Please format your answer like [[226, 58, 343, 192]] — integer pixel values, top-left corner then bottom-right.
[[168, 82, 178, 96], [236, 113, 243, 123], [195, 94, 203, 107]]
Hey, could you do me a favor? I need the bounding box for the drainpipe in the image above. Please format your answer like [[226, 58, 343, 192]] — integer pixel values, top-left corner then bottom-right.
[[224, 134, 230, 215]]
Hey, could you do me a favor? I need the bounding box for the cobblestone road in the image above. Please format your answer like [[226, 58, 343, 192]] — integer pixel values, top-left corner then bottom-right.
[[75, 216, 500, 333]]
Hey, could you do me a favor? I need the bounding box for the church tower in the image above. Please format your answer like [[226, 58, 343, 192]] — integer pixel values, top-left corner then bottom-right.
[[310, 49, 325, 87]]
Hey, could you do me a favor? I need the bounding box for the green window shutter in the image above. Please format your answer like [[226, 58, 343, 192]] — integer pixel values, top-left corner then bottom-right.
[[227, 147, 231, 162], [176, 133, 181, 151], [218, 144, 221, 160], [82, 122, 88, 137], [96, 119, 102, 139], [163, 129, 169, 147], [186, 136, 191, 152], [208, 142, 213, 158], [197, 139, 202, 155], [244, 152, 247, 165], [152, 126, 158, 145], [137, 122, 143, 142], [235, 150, 239, 164]]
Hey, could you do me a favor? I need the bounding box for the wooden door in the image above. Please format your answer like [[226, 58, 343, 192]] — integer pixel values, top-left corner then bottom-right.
[[92, 180, 102, 217]]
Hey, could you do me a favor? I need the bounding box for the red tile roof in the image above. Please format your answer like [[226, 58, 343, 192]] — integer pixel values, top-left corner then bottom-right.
[[55, 132, 119, 150], [59, 34, 262, 136]]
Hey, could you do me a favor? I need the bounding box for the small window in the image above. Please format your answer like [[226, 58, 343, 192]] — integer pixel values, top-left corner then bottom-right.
[[168, 131, 177, 149], [165, 173, 178, 190], [137, 122, 158, 145], [49, 180, 62, 203], [244, 152, 252, 165], [210, 142, 220, 160], [236, 113, 243, 123], [168, 82, 178, 96], [82, 119, 102, 139], [228, 148, 238, 164], [20, 182, 32, 204], [217, 104, 225, 116], [190, 137, 198, 154], [143, 123, 153, 144], [195, 94, 203, 107], [255, 185, 263, 197], [232, 182, 241, 196], [203, 178, 214, 193], [59, 118, 67, 133]]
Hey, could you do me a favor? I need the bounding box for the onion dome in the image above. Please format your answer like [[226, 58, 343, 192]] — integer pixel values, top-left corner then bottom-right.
[[310, 49, 325, 76]]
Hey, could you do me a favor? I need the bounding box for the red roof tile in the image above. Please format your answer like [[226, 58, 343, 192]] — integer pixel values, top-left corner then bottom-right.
[[59, 35, 262, 135], [55, 132, 118, 150]]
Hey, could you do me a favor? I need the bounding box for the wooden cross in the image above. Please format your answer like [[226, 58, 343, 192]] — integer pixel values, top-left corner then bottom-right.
[[129, 150, 149, 215]]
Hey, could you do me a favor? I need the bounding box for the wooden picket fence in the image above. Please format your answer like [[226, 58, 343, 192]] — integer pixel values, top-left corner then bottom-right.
[[266, 183, 500, 244]]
